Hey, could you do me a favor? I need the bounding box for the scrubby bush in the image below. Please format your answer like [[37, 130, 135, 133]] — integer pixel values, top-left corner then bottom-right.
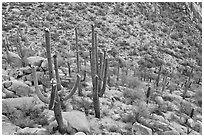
[[193, 88, 202, 107], [121, 75, 144, 89], [123, 87, 145, 103]]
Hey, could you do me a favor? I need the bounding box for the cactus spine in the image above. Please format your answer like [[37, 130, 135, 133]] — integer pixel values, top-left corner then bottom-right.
[[90, 25, 109, 118]]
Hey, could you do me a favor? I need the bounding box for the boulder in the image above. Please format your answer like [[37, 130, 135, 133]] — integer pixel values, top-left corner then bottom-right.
[[132, 122, 152, 135], [62, 111, 90, 133], [155, 96, 164, 106], [45, 110, 90, 134], [4, 80, 31, 97], [26, 56, 45, 67], [111, 114, 121, 121], [74, 132, 86, 135], [160, 130, 179, 135], [16, 127, 48, 135], [2, 97, 37, 114], [5, 51, 23, 67], [2, 122, 21, 135], [169, 121, 187, 135]]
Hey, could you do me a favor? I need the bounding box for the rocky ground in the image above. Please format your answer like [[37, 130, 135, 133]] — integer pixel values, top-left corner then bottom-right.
[[2, 2, 202, 135]]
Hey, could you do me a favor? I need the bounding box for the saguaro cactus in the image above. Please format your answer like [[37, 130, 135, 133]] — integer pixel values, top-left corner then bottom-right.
[[44, 28, 56, 109], [90, 25, 109, 118], [31, 28, 81, 134], [75, 27, 82, 96], [31, 59, 81, 134]]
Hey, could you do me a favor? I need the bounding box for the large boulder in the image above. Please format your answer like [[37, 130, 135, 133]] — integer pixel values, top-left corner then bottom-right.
[[4, 51, 23, 67], [45, 110, 90, 134], [2, 97, 40, 115], [2, 122, 21, 135], [132, 122, 152, 135], [26, 56, 45, 67], [3, 80, 31, 97], [16, 127, 48, 135]]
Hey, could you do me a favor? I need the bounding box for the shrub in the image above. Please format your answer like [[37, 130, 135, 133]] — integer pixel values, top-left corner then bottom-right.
[[123, 87, 145, 103], [132, 100, 151, 121], [121, 75, 144, 89]]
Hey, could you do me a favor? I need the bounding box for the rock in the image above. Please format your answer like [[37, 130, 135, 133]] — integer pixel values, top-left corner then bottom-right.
[[62, 111, 90, 133], [2, 97, 37, 114], [132, 122, 152, 135], [185, 90, 196, 98], [74, 132, 86, 135], [5, 80, 31, 96], [162, 93, 183, 104], [165, 101, 180, 111], [20, 66, 32, 74], [187, 118, 195, 128], [2, 115, 11, 123], [111, 114, 121, 121], [163, 111, 180, 122], [2, 69, 9, 80], [160, 130, 180, 135], [152, 120, 170, 131], [192, 121, 202, 134], [155, 96, 164, 106], [188, 129, 201, 135], [5, 51, 23, 67], [2, 122, 21, 135], [16, 127, 48, 135], [100, 117, 120, 133], [26, 56, 45, 67], [11, 8, 21, 14], [2, 87, 18, 98], [170, 121, 187, 135], [152, 114, 165, 122], [44, 110, 90, 134]]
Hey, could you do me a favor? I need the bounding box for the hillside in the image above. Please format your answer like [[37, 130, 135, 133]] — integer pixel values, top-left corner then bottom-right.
[[2, 2, 202, 135]]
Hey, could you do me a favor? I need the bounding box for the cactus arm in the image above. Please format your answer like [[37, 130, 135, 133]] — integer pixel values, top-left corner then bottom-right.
[[97, 52, 104, 94], [49, 79, 57, 110], [75, 27, 80, 73], [99, 58, 108, 97], [63, 74, 81, 100], [31, 66, 50, 104]]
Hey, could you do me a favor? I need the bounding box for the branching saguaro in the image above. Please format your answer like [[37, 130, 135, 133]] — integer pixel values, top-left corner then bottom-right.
[[31, 28, 81, 134], [90, 25, 109, 118]]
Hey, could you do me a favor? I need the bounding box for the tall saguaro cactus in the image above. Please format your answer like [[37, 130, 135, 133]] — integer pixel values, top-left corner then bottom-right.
[[32, 59, 81, 134], [90, 25, 109, 118], [31, 28, 81, 134], [75, 27, 82, 96], [90, 25, 100, 118], [44, 28, 56, 110]]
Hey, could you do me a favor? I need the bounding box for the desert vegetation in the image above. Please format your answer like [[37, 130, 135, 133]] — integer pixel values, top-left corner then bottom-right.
[[2, 2, 202, 135]]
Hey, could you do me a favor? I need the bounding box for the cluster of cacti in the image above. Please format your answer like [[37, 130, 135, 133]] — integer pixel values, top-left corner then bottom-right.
[[90, 25, 109, 118], [32, 28, 81, 134]]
